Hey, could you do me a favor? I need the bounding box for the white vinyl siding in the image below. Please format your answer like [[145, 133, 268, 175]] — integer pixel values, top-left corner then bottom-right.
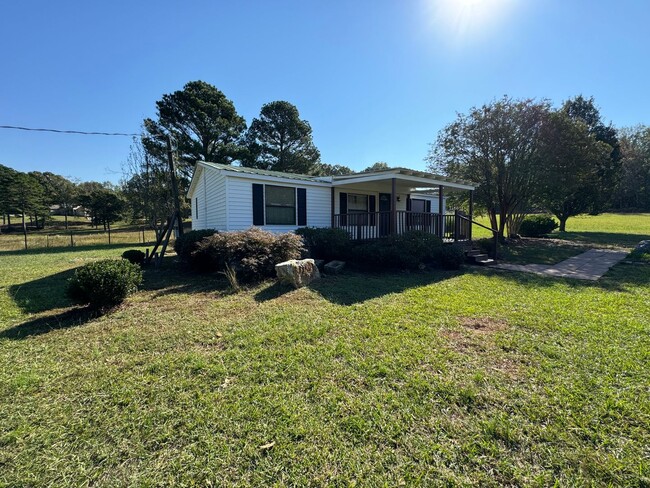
[[190, 166, 227, 231], [227, 176, 330, 232]]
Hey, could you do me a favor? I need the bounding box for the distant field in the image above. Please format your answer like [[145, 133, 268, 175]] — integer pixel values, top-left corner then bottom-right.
[[0, 214, 648, 485]]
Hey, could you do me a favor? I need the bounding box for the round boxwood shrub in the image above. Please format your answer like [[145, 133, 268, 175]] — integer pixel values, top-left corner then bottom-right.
[[121, 249, 145, 266], [519, 215, 558, 237], [67, 259, 143, 309]]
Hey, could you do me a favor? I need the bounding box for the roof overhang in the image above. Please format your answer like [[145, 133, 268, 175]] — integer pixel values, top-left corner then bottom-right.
[[332, 168, 476, 191]]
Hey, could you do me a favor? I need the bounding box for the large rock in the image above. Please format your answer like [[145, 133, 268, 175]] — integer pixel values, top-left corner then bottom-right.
[[275, 259, 321, 288]]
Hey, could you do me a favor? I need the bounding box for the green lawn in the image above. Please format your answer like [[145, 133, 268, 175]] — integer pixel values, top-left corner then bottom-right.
[[472, 212, 650, 248], [1, 218, 649, 486]]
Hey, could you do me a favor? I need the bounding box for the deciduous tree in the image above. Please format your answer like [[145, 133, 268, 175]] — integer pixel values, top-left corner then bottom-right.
[[537, 111, 613, 231], [427, 97, 549, 239]]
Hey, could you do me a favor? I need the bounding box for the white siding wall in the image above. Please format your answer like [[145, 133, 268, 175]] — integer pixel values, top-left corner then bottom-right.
[[226, 176, 331, 232], [190, 167, 206, 230], [190, 167, 227, 231]]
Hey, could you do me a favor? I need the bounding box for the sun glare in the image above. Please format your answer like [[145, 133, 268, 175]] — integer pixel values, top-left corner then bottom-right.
[[425, 0, 515, 45]]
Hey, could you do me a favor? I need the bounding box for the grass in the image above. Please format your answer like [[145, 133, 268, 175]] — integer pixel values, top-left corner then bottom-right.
[[1, 215, 649, 485], [472, 212, 650, 248]]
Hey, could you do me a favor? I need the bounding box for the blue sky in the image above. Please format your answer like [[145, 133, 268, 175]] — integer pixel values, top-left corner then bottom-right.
[[1, 0, 648, 183]]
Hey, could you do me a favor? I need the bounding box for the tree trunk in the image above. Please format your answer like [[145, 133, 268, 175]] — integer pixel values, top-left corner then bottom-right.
[[22, 210, 27, 249], [559, 216, 568, 232], [64, 208, 68, 230]]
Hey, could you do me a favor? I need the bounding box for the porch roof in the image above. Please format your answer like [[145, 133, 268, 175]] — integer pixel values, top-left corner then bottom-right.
[[331, 168, 476, 191]]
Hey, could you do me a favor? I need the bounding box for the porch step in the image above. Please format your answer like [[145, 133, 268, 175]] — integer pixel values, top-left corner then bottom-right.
[[465, 248, 496, 265]]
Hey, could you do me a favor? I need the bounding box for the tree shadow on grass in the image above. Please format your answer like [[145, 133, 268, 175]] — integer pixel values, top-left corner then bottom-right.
[[554, 231, 648, 248], [0, 306, 100, 340], [254, 268, 463, 306], [8, 268, 75, 314], [483, 260, 650, 293], [0, 242, 145, 256]]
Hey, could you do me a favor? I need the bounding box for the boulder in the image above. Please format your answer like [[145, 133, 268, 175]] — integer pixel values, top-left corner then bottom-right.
[[275, 259, 321, 288], [324, 260, 345, 275]]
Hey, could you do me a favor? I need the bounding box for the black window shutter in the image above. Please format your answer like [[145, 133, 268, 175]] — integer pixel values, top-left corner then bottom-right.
[[406, 195, 412, 211], [297, 188, 307, 226], [339, 192, 347, 226], [368, 194, 376, 226], [426, 200, 432, 213], [252, 184, 264, 225]]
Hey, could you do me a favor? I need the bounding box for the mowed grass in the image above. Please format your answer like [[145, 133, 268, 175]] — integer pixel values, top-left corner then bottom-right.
[[472, 212, 650, 248], [1, 218, 649, 486]]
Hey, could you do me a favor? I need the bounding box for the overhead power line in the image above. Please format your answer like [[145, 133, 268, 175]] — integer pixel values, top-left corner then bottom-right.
[[0, 124, 140, 137]]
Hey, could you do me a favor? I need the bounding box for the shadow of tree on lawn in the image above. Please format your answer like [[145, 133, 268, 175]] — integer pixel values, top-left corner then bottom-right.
[[0, 307, 100, 340], [254, 268, 463, 306]]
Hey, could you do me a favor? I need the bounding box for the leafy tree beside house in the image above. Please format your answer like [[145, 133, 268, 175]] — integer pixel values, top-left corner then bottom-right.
[[243, 101, 320, 174], [427, 96, 549, 239]]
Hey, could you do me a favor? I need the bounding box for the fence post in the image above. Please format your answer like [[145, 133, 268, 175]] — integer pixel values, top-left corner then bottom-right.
[[70, 232, 74, 247]]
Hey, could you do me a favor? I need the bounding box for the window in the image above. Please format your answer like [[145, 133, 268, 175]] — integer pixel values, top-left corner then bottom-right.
[[347, 193, 369, 226], [348, 194, 369, 212], [265, 185, 296, 225], [411, 199, 426, 213]]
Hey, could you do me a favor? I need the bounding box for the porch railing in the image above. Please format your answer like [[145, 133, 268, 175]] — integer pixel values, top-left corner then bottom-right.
[[333, 210, 471, 241]]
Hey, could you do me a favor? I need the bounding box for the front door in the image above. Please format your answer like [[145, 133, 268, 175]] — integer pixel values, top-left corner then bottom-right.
[[378, 193, 391, 236]]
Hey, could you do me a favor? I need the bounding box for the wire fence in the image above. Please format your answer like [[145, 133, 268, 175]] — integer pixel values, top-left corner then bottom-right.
[[0, 227, 160, 252]]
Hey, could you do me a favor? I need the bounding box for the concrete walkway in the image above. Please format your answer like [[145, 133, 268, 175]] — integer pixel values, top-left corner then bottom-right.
[[492, 249, 628, 281]]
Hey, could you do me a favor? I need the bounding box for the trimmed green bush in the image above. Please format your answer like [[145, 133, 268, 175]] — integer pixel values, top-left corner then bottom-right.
[[295, 227, 351, 262], [193, 227, 304, 282], [433, 244, 466, 270], [519, 215, 558, 237], [121, 249, 145, 266], [174, 229, 216, 263], [67, 259, 143, 309], [351, 231, 443, 270]]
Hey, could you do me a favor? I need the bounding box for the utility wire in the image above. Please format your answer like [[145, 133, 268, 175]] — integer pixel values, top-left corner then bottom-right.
[[0, 124, 140, 137]]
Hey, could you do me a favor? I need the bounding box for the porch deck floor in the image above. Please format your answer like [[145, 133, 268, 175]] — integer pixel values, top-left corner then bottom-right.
[[491, 249, 628, 281]]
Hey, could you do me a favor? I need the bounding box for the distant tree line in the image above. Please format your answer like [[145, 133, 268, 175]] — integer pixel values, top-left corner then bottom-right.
[[428, 95, 650, 237], [0, 165, 125, 235]]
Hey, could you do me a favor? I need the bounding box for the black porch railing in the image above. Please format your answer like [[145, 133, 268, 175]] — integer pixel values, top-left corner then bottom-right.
[[333, 210, 471, 241]]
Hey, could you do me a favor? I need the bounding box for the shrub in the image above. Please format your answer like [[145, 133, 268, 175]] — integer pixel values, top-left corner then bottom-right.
[[433, 244, 466, 270], [519, 215, 558, 237], [121, 249, 145, 266], [174, 229, 216, 263], [193, 227, 304, 282], [295, 227, 351, 262], [67, 259, 143, 309], [351, 231, 443, 270]]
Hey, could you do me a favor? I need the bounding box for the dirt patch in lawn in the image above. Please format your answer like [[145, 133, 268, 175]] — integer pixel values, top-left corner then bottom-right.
[[458, 316, 508, 334]]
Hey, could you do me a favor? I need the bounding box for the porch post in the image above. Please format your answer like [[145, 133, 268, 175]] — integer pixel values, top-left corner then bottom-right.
[[331, 187, 335, 227], [468, 190, 474, 241], [438, 185, 444, 238], [391, 178, 397, 235]]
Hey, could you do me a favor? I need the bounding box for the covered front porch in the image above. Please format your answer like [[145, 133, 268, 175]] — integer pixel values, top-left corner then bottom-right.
[[329, 168, 476, 241]]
